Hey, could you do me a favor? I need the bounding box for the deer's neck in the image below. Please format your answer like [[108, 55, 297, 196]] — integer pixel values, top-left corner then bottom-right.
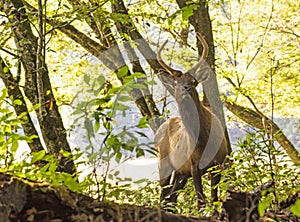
[[177, 95, 210, 143]]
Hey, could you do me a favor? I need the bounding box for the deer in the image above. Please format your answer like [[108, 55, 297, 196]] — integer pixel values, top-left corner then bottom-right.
[[155, 33, 229, 209]]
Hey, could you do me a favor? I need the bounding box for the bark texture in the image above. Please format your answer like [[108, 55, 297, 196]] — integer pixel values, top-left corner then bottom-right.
[[176, 0, 232, 153], [0, 173, 214, 222], [0, 57, 43, 152], [0, 173, 298, 222], [1, 0, 75, 173], [225, 101, 300, 164]]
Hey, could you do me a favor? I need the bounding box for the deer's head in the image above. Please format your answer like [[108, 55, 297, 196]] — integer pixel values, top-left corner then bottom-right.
[[157, 33, 209, 103]]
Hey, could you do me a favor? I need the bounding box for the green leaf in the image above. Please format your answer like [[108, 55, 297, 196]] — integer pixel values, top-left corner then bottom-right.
[[72, 108, 84, 116], [137, 116, 148, 128], [0, 88, 8, 100], [134, 178, 148, 184], [84, 74, 90, 85], [97, 75, 105, 85], [13, 99, 23, 105], [117, 66, 129, 78], [84, 118, 94, 138], [290, 198, 300, 216], [106, 136, 117, 146], [3, 66, 9, 73], [136, 148, 145, 157], [31, 150, 46, 164], [94, 117, 100, 132], [117, 95, 132, 102], [135, 131, 149, 138], [94, 97, 111, 106], [59, 173, 81, 192], [107, 86, 121, 95], [60, 150, 72, 158], [88, 152, 98, 162], [10, 141, 18, 153], [132, 83, 147, 89], [145, 79, 157, 85], [114, 103, 130, 111], [108, 174, 114, 180], [31, 103, 41, 111], [49, 162, 58, 173], [116, 152, 122, 162], [182, 5, 197, 20], [132, 72, 146, 78], [123, 72, 146, 81], [167, 10, 179, 24], [258, 195, 273, 216]]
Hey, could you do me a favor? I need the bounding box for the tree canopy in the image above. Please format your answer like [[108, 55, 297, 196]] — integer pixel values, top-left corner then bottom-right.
[[0, 0, 299, 220]]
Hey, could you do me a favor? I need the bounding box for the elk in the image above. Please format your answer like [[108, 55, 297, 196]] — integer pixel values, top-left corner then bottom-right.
[[155, 33, 228, 209]]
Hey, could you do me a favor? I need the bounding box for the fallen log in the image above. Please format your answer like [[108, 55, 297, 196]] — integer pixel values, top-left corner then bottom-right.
[[0, 173, 298, 221], [0, 173, 212, 222]]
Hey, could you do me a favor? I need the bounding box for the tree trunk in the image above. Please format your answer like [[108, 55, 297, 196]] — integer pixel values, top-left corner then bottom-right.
[[0, 57, 44, 152], [225, 101, 300, 164], [1, 0, 75, 174], [176, 0, 232, 153]]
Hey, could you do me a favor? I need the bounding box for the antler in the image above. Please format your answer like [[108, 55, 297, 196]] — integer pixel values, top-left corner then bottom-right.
[[157, 40, 178, 75], [187, 33, 209, 75], [157, 33, 209, 80]]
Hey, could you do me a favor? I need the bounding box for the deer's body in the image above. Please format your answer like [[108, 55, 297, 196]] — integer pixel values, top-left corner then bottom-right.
[[155, 33, 228, 208]]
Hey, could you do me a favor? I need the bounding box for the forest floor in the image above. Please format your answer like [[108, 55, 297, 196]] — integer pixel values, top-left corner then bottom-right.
[[0, 173, 298, 222]]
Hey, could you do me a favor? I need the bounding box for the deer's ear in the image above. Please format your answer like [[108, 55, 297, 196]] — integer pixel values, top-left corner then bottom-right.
[[195, 66, 211, 83]]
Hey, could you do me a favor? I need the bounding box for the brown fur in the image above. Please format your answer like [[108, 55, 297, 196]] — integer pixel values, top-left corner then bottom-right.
[[155, 33, 229, 208]]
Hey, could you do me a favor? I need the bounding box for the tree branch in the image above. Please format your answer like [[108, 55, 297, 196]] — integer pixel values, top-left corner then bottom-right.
[[225, 100, 300, 164], [0, 56, 44, 152], [2, 0, 75, 173]]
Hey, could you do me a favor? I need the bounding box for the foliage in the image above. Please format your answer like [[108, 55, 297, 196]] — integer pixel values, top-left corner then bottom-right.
[[101, 178, 160, 207], [212, 0, 300, 117], [69, 69, 156, 199], [0, 69, 158, 209], [0, 89, 33, 166], [72, 69, 154, 161], [1, 0, 300, 219], [153, 130, 300, 217], [291, 198, 300, 217], [220, 130, 300, 217], [0, 89, 83, 192]]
